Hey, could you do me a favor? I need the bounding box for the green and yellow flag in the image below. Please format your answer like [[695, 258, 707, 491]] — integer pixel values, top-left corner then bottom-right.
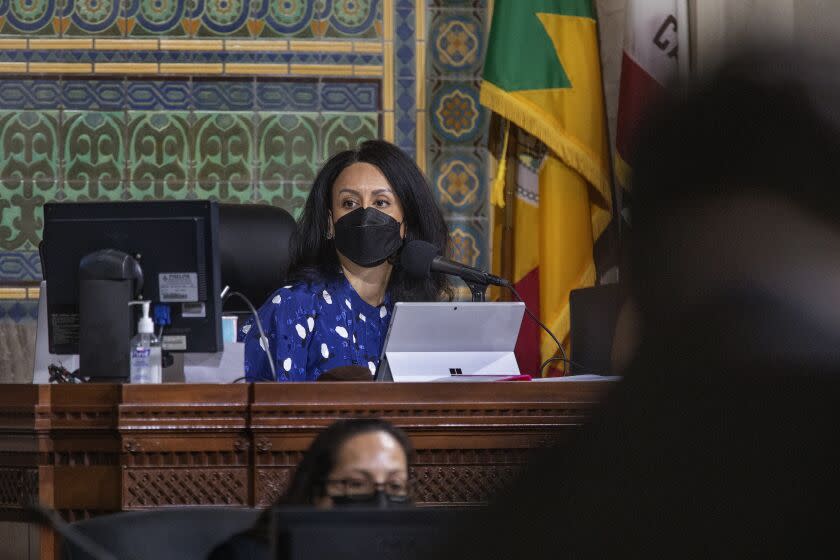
[[481, 0, 612, 374]]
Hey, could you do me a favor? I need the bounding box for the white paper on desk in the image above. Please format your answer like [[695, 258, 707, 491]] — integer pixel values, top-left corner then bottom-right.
[[434, 375, 524, 382], [183, 342, 245, 383], [532, 374, 622, 382]]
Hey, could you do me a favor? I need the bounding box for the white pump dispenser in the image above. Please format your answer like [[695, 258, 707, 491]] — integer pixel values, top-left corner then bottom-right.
[[128, 300, 162, 384]]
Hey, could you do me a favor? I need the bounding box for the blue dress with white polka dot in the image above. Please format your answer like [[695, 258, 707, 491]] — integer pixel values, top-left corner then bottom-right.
[[240, 274, 393, 381]]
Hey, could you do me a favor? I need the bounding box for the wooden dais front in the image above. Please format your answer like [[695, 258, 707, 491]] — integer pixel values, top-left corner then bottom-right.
[[0, 381, 614, 558]]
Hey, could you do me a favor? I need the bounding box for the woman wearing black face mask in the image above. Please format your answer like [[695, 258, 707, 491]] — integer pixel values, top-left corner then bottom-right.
[[240, 140, 451, 381], [208, 419, 413, 560]]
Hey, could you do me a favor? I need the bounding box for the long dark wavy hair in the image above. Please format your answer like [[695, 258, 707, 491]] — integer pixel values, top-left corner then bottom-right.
[[289, 139, 452, 302]]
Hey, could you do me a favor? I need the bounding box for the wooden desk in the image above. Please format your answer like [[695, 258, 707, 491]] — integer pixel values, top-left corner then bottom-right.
[[0, 381, 614, 558]]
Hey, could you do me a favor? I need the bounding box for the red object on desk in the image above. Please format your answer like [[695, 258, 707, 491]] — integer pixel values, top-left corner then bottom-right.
[[497, 374, 532, 381]]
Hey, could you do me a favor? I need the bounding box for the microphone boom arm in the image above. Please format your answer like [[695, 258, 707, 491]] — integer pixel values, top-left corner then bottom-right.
[[465, 280, 488, 302]]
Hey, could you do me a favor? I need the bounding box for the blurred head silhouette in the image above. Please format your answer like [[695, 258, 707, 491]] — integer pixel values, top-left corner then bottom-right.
[[440, 48, 840, 560], [629, 48, 840, 368]]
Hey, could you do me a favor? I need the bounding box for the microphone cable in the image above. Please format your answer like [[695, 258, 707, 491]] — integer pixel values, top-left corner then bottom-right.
[[221, 286, 276, 381], [25, 504, 122, 560], [507, 285, 569, 377]]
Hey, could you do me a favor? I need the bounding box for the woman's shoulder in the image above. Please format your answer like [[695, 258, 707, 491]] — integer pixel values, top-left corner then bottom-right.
[[265, 275, 344, 309]]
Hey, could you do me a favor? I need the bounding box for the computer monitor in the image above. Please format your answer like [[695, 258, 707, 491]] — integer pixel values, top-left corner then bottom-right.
[[271, 507, 461, 560], [41, 200, 222, 358]]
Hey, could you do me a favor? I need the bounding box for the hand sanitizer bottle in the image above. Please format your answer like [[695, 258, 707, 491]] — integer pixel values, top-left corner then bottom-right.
[[128, 300, 162, 384]]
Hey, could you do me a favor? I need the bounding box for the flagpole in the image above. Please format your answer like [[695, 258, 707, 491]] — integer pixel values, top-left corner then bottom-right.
[[678, 0, 692, 80], [593, 1, 620, 281], [500, 122, 518, 300]]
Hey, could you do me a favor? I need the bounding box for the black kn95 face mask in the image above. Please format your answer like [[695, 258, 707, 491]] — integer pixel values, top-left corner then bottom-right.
[[333, 206, 403, 267]]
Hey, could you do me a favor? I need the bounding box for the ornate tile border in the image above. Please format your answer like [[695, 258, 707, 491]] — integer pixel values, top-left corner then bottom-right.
[[0, 0, 492, 311], [425, 2, 490, 272]]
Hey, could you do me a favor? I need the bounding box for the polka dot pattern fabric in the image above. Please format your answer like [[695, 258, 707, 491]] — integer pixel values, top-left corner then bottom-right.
[[240, 275, 392, 381]]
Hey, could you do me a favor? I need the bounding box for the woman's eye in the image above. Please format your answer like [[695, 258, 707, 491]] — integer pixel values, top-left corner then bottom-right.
[[374, 199, 390, 207], [346, 479, 368, 490], [342, 199, 358, 209]]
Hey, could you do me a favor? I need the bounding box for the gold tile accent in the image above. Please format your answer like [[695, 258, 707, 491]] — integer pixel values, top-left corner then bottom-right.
[[225, 63, 289, 75], [0, 63, 28, 73], [383, 42, 394, 111], [160, 63, 224, 74], [29, 39, 93, 49], [383, 112, 395, 143], [225, 40, 290, 52], [353, 42, 384, 53], [94, 63, 158, 74], [416, 2, 425, 42], [416, 45, 425, 110], [289, 40, 353, 52], [95, 39, 158, 50], [30, 63, 92, 73], [353, 65, 383, 77], [416, 111, 427, 173], [0, 288, 27, 300], [0, 39, 28, 49], [290, 64, 353, 76], [384, 0, 394, 41], [160, 39, 224, 51], [28, 286, 41, 300]]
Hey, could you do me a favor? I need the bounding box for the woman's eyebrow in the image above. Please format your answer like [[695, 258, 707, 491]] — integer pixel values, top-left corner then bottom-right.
[[337, 187, 393, 196]]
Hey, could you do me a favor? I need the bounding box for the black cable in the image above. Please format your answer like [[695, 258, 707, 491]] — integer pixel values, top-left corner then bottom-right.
[[221, 287, 277, 381], [48, 363, 88, 384], [538, 357, 602, 377], [26, 504, 121, 560], [507, 285, 569, 377], [539, 357, 566, 377]]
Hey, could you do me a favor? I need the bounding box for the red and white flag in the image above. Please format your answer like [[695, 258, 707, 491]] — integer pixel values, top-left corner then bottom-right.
[[615, 0, 689, 191]]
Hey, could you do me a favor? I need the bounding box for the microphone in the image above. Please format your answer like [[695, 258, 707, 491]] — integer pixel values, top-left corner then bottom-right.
[[400, 240, 510, 287]]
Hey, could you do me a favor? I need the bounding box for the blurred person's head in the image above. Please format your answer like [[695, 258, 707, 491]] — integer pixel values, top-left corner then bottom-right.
[[282, 418, 412, 509], [629, 48, 840, 356]]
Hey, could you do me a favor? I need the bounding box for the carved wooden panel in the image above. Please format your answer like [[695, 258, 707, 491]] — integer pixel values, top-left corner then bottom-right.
[[123, 447, 249, 468], [0, 467, 37, 508], [52, 451, 119, 466], [409, 465, 522, 504], [256, 468, 293, 507], [251, 382, 611, 431], [124, 468, 248, 508], [0, 379, 614, 557]]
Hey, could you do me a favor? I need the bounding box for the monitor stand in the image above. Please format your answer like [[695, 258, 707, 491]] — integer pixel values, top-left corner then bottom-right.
[[34, 282, 187, 384]]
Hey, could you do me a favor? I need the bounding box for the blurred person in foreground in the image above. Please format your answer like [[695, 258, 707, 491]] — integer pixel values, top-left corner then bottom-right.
[[444, 48, 840, 558], [209, 418, 412, 560]]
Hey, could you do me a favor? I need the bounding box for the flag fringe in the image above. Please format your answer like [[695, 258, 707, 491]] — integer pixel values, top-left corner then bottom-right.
[[480, 80, 612, 212]]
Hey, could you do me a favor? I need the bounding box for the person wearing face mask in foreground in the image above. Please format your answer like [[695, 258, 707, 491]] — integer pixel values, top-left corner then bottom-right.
[[208, 418, 413, 560], [240, 140, 451, 382]]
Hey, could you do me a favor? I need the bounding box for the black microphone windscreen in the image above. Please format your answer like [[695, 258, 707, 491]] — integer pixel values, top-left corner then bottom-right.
[[400, 240, 439, 279]]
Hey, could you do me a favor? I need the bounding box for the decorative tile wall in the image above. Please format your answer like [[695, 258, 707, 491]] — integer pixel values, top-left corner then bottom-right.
[[425, 0, 489, 274], [0, 0, 492, 321]]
